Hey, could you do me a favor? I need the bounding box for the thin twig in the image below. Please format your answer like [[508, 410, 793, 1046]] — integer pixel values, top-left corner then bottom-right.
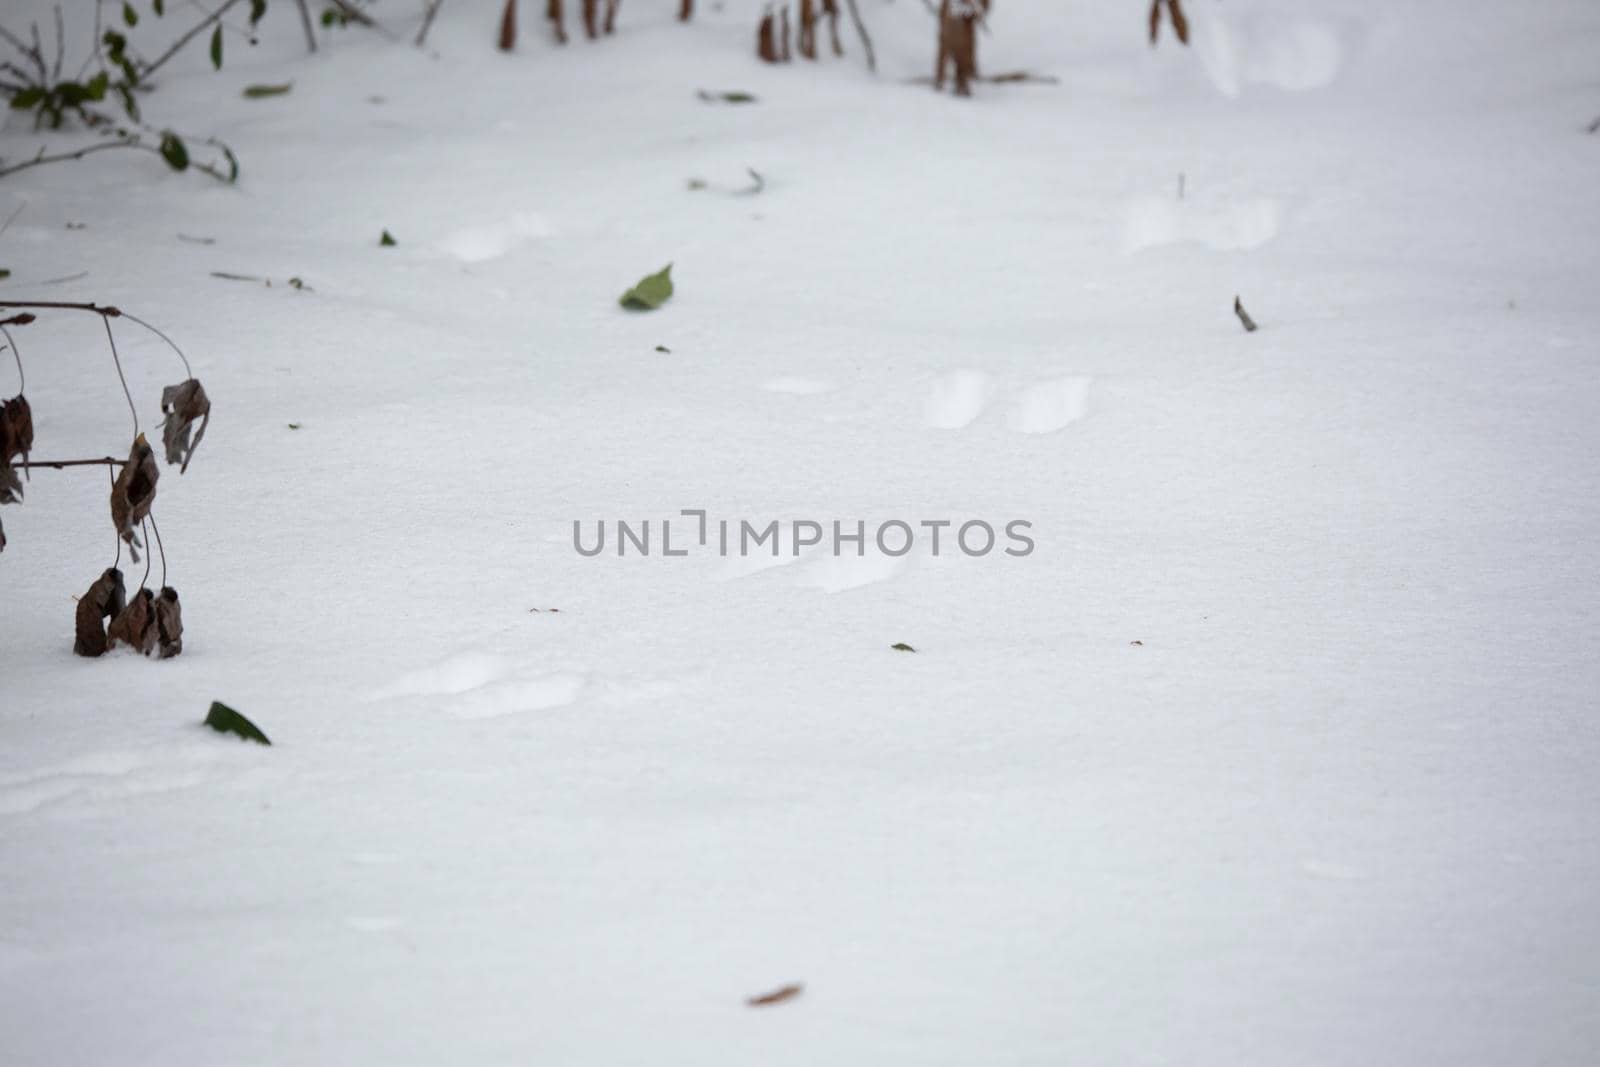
[[139, 517, 152, 589], [328, 0, 399, 39], [149, 511, 166, 588], [15, 456, 125, 470], [294, 0, 319, 53], [51, 5, 64, 82], [0, 137, 180, 181], [0, 299, 122, 316], [118, 309, 192, 379], [102, 314, 139, 435], [842, 0, 875, 73], [1, 324, 22, 391], [138, 0, 249, 86], [416, 0, 446, 46]]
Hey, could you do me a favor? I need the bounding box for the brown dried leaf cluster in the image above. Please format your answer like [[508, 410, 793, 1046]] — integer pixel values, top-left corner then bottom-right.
[[107, 588, 158, 655], [1, 393, 31, 501], [75, 571, 183, 659], [74, 568, 127, 657], [110, 434, 159, 561], [159, 378, 211, 473], [0, 393, 31, 552]]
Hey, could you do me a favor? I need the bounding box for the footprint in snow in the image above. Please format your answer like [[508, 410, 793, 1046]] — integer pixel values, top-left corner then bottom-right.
[[0, 746, 229, 817], [1008, 377, 1093, 434], [437, 212, 551, 264], [1193, 9, 1352, 99], [1122, 194, 1282, 254], [368, 651, 585, 719], [923, 369, 996, 429]]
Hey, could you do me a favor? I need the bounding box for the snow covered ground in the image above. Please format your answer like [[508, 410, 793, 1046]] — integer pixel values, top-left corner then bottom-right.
[[2, 1, 1598, 1063]]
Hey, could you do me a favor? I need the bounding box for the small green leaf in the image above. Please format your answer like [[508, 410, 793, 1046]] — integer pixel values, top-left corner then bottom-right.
[[379, 229, 397, 247], [697, 89, 758, 104], [0, 269, 10, 280], [287, 422, 302, 430], [619, 263, 674, 311], [203, 701, 272, 745], [85, 71, 109, 100], [210, 25, 223, 70], [654, 344, 670, 353], [159, 131, 189, 171], [890, 642, 916, 652], [9, 87, 44, 110], [153, 0, 165, 14], [122, 3, 138, 27], [242, 81, 292, 98], [249, 0, 267, 25]]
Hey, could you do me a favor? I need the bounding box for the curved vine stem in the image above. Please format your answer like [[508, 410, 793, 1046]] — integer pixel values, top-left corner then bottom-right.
[[101, 314, 139, 437], [149, 511, 167, 589], [116, 309, 192, 379], [0, 324, 21, 392]]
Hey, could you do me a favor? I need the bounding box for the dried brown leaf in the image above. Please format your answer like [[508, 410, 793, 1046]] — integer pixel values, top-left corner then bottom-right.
[[74, 567, 127, 657], [110, 434, 159, 561], [0, 462, 19, 506], [746, 983, 804, 1007], [107, 587, 158, 655], [155, 586, 184, 659], [159, 378, 210, 473], [1, 394, 32, 505], [1, 394, 32, 464]]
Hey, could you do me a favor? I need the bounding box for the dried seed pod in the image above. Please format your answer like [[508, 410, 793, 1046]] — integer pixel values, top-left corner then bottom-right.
[[1, 394, 32, 465], [154, 586, 184, 659], [75, 567, 128, 657], [0, 394, 31, 507], [158, 378, 210, 473], [0, 462, 19, 506], [107, 587, 158, 655], [110, 434, 159, 561]]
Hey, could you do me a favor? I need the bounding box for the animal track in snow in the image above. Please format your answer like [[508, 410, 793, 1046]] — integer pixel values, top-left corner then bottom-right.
[[0, 747, 219, 816], [923, 370, 996, 429], [1122, 195, 1282, 254], [369, 651, 509, 700], [447, 672, 587, 720], [1195, 13, 1348, 98], [437, 212, 550, 264], [369, 651, 585, 719], [1008, 377, 1093, 434], [793, 550, 910, 593]]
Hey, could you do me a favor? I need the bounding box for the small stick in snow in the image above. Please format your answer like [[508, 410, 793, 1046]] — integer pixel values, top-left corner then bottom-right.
[[747, 983, 803, 1007], [416, 0, 446, 46], [294, 0, 319, 53], [1233, 295, 1258, 333], [498, 0, 517, 51]]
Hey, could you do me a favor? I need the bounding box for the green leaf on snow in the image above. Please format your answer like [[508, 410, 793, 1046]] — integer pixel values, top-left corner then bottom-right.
[[203, 701, 272, 745], [210, 25, 223, 70], [890, 642, 916, 652], [159, 131, 189, 171], [379, 229, 397, 247], [243, 82, 293, 98], [619, 263, 673, 311]]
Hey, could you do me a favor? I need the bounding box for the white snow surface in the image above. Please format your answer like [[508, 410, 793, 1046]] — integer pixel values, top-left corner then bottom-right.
[[2, 1, 1598, 1064]]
